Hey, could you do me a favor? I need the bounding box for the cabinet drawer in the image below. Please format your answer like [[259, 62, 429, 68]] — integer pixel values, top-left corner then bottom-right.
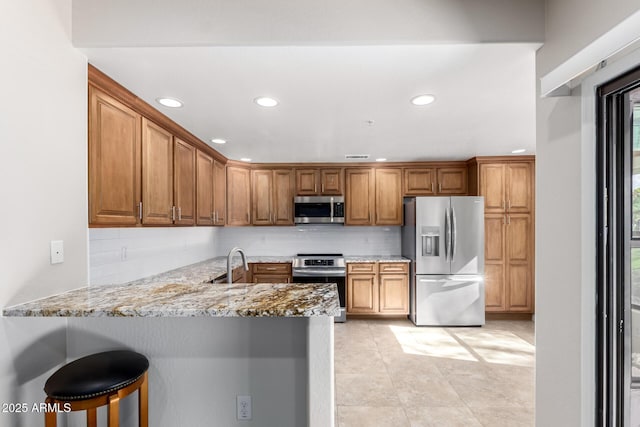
[[379, 262, 409, 274], [347, 263, 377, 274], [252, 263, 292, 274]]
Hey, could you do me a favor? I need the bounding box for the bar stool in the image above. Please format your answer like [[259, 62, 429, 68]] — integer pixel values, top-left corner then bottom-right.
[[43, 350, 149, 427]]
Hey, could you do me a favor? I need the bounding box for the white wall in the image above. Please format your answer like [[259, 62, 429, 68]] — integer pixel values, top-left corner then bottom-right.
[[66, 317, 309, 427], [89, 227, 220, 285], [535, 2, 640, 425], [0, 0, 88, 425], [538, 0, 640, 76], [72, 0, 544, 47]]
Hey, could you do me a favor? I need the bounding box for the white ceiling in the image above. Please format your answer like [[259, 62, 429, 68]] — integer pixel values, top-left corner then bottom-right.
[[84, 43, 538, 163]]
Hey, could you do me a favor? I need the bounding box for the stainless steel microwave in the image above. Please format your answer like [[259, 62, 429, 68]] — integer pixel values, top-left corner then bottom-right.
[[294, 196, 345, 224]]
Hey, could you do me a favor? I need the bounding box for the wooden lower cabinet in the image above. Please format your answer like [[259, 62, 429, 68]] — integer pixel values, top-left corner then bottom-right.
[[250, 263, 292, 283], [484, 213, 533, 312], [347, 262, 408, 316]]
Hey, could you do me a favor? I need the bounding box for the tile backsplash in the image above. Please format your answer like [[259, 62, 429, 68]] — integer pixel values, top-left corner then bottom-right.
[[216, 225, 401, 257], [89, 225, 401, 285]]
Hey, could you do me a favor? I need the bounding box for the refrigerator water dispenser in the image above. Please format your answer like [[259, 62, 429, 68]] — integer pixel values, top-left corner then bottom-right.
[[421, 226, 440, 256]]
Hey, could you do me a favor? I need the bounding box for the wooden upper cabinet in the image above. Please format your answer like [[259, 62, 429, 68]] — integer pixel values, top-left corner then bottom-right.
[[227, 166, 251, 226], [273, 169, 294, 225], [403, 168, 436, 195], [196, 150, 214, 225], [506, 163, 533, 213], [252, 170, 273, 225], [437, 167, 467, 194], [173, 138, 196, 225], [480, 164, 506, 213], [89, 86, 141, 226], [295, 168, 343, 195], [479, 162, 533, 213], [345, 169, 375, 225], [403, 166, 467, 196], [320, 169, 343, 194], [252, 169, 294, 226], [375, 168, 402, 225], [141, 118, 174, 225], [295, 169, 318, 195], [213, 160, 226, 225]]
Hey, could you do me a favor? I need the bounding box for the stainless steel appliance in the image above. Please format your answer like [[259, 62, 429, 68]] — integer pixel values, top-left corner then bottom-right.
[[294, 196, 345, 224], [292, 253, 346, 322], [401, 197, 485, 326]]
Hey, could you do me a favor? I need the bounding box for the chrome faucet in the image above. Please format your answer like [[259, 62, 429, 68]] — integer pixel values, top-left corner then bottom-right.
[[227, 247, 249, 284]]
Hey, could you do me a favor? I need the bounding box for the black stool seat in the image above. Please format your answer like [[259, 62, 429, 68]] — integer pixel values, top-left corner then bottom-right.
[[44, 350, 149, 401]]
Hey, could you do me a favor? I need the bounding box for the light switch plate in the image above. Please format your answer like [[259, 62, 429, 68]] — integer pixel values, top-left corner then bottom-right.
[[50, 240, 64, 264]]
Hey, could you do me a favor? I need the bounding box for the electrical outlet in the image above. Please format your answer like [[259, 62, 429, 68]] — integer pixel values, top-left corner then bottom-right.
[[236, 395, 252, 420], [50, 240, 64, 264], [121, 246, 127, 261]]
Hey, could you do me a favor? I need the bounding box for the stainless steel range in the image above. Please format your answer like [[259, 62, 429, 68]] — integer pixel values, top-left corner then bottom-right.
[[292, 253, 346, 323]]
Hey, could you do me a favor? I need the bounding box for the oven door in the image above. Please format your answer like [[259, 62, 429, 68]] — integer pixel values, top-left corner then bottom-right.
[[291, 275, 346, 323]]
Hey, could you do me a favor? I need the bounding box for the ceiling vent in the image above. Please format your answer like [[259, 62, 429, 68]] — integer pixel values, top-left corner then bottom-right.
[[345, 154, 370, 160]]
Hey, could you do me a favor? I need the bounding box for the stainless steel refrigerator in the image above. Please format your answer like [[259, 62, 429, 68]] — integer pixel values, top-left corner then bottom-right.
[[402, 197, 485, 326]]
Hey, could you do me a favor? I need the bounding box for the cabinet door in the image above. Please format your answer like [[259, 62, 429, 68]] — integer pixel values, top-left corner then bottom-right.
[[375, 168, 402, 225], [141, 118, 174, 225], [273, 169, 294, 225], [506, 163, 533, 213], [347, 274, 378, 313], [196, 151, 214, 225], [484, 214, 507, 311], [320, 169, 343, 195], [296, 169, 319, 195], [480, 164, 506, 213], [379, 274, 408, 314], [89, 87, 141, 226], [345, 169, 374, 225], [252, 274, 292, 284], [213, 160, 226, 225], [506, 214, 533, 311], [252, 170, 273, 225], [403, 168, 435, 195], [436, 167, 468, 194], [173, 138, 196, 225], [226, 166, 251, 226]]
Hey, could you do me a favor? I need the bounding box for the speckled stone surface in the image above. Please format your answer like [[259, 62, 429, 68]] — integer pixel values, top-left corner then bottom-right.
[[345, 256, 410, 263], [2, 281, 340, 318], [247, 256, 294, 264]]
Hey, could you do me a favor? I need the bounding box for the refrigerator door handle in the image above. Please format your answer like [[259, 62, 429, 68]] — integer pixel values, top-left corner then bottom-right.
[[451, 206, 457, 261], [444, 207, 450, 261]]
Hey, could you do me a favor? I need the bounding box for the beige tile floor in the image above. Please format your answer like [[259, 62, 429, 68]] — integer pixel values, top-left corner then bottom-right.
[[334, 318, 535, 427]]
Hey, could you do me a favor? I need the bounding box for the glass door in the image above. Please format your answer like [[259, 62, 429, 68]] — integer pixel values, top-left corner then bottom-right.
[[597, 67, 640, 427]]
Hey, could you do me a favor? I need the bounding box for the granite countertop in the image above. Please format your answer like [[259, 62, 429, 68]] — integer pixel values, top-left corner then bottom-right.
[[345, 256, 410, 263], [2, 255, 338, 318]]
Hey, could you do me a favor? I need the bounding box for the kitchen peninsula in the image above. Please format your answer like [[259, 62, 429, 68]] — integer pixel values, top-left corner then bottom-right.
[[3, 257, 339, 427]]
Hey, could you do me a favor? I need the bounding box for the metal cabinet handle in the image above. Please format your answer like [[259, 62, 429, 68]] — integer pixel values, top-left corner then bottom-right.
[[178, 207, 182, 221], [502, 200, 506, 210], [431, 182, 434, 193], [171, 206, 176, 221], [321, 183, 325, 193], [138, 202, 143, 220], [439, 183, 442, 193]]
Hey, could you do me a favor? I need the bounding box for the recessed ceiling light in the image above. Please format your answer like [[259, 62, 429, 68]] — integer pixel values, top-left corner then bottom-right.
[[240, 158, 252, 162], [254, 97, 279, 107], [156, 97, 183, 108], [211, 138, 226, 144], [411, 94, 436, 106], [511, 149, 526, 154], [376, 158, 387, 162]]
